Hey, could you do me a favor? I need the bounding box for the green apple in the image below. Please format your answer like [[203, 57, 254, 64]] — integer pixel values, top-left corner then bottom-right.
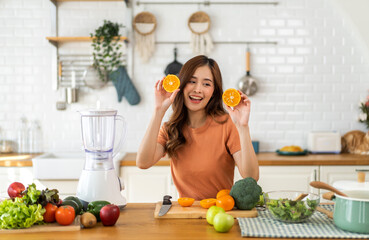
[[213, 212, 234, 233], [206, 206, 225, 225]]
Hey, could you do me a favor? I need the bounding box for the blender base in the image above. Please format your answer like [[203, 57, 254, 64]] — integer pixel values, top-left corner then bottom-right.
[[76, 169, 127, 209]]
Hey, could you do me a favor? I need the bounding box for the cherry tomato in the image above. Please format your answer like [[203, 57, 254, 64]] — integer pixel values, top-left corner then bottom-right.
[[43, 203, 58, 223], [55, 205, 75, 226]]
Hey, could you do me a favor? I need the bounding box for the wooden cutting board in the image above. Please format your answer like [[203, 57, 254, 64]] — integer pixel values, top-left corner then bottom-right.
[[0, 216, 80, 234], [154, 201, 258, 219]]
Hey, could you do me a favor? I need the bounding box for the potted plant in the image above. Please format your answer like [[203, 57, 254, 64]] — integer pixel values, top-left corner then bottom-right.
[[90, 20, 124, 82], [359, 91, 369, 129]]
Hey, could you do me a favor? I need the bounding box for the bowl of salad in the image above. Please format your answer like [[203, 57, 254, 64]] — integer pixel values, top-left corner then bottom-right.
[[264, 191, 320, 223]]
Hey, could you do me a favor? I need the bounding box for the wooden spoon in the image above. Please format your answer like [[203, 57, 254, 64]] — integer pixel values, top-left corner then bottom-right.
[[309, 181, 348, 197], [294, 193, 308, 201]]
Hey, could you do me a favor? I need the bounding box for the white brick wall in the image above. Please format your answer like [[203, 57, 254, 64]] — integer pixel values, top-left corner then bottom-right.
[[0, 0, 368, 154]]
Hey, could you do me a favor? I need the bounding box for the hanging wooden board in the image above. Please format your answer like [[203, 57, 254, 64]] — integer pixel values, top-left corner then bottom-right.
[[0, 216, 80, 234], [154, 201, 258, 219]]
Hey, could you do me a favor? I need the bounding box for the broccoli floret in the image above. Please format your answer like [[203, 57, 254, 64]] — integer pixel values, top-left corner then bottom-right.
[[230, 177, 262, 210]]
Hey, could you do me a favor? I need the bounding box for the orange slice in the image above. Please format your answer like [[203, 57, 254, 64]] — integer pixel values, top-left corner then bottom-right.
[[178, 197, 195, 207], [200, 198, 217, 209], [163, 74, 180, 92], [222, 88, 241, 107]]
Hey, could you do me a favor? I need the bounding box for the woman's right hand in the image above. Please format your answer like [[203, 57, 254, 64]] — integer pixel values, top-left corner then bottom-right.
[[154, 78, 180, 112]]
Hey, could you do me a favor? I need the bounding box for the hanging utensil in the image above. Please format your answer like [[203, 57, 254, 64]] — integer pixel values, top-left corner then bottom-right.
[[56, 62, 67, 110], [238, 47, 258, 96], [82, 65, 108, 89], [164, 48, 183, 76]]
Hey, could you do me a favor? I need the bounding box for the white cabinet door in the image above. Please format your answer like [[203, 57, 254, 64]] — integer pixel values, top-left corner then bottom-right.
[[320, 165, 369, 186], [0, 167, 34, 193], [120, 166, 178, 203], [257, 166, 319, 194]]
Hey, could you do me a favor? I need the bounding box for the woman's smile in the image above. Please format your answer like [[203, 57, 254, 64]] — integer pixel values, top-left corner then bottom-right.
[[189, 94, 203, 104]]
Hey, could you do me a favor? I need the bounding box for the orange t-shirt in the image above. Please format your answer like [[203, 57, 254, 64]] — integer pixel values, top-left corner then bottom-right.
[[157, 114, 241, 200]]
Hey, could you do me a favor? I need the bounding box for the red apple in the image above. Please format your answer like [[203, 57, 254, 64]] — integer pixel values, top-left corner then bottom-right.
[[100, 204, 120, 226], [7, 182, 25, 198]]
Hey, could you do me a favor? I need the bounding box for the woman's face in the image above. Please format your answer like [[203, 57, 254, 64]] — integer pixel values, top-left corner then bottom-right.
[[183, 65, 215, 113]]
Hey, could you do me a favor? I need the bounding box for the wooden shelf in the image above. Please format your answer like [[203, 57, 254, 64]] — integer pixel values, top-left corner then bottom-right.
[[46, 36, 128, 46], [51, 0, 123, 2]]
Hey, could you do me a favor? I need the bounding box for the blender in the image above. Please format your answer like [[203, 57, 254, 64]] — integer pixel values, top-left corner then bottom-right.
[[76, 108, 127, 209]]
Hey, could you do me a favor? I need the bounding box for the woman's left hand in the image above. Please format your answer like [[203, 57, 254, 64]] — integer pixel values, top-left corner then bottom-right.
[[225, 90, 251, 128]]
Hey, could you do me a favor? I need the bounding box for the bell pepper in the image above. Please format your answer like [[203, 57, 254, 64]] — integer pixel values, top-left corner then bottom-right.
[[87, 200, 110, 221]]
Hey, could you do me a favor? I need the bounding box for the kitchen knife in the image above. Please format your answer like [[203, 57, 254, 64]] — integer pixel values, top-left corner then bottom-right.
[[158, 195, 172, 216]]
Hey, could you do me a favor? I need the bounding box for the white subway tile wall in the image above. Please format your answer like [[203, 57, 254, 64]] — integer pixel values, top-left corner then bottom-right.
[[0, 0, 368, 153]]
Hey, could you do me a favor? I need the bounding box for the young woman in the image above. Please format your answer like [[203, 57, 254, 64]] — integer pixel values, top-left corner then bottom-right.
[[136, 55, 259, 200]]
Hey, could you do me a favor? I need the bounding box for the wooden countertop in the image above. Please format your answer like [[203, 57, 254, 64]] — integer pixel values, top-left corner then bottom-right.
[[1, 152, 369, 167], [0, 203, 347, 240], [120, 152, 369, 166], [0, 153, 40, 167]]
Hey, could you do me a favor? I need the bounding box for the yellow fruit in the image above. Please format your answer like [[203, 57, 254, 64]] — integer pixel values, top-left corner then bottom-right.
[[222, 88, 241, 107], [163, 74, 180, 92]]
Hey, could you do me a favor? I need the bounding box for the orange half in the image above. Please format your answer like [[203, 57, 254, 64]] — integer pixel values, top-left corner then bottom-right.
[[178, 197, 195, 207], [163, 74, 180, 92], [200, 198, 217, 209], [222, 88, 241, 107]]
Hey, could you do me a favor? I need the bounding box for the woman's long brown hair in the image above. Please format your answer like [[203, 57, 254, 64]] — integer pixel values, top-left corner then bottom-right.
[[164, 55, 226, 158]]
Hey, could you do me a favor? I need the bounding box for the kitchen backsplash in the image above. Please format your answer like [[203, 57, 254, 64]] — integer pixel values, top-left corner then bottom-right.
[[0, 0, 368, 153]]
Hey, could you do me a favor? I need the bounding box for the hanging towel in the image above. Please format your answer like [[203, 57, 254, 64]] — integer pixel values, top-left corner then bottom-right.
[[109, 66, 141, 105]]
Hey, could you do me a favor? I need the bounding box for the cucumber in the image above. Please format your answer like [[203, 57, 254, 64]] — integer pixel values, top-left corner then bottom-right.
[[64, 196, 83, 214], [61, 199, 80, 214]]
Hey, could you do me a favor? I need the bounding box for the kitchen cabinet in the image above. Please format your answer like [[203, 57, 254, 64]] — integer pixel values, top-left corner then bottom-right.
[[121, 165, 319, 203], [320, 165, 368, 187], [120, 166, 178, 203], [235, 166, 319, 194]]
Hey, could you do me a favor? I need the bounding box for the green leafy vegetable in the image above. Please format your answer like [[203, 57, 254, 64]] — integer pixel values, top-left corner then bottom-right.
[[0, 198, 45, 229], [22, 183, 59, 207], [21, 183, 41, 205], [266, 197, 318, 222]]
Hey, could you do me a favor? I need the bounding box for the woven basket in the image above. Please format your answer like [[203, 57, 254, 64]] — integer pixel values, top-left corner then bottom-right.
[[188, 11, 211, 34], [133, 11, 157, 36]]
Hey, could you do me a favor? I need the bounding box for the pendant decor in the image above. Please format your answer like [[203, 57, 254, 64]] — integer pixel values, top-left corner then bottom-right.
[[188, 11, 214, 55], [133, 11, 157, 63]]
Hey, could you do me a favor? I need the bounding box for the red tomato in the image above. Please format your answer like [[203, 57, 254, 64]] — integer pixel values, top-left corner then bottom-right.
[[43, 203, 58, 223], [100, 204, 120, 226], [7, 182, 25, 198], [55, 205, 75, 226]]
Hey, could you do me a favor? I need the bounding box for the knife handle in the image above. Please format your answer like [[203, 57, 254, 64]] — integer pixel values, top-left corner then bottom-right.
[[163, 195, 172, 205]]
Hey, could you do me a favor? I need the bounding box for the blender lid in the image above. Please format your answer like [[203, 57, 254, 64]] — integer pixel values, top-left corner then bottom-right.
[[79, 108, 117, 116]]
